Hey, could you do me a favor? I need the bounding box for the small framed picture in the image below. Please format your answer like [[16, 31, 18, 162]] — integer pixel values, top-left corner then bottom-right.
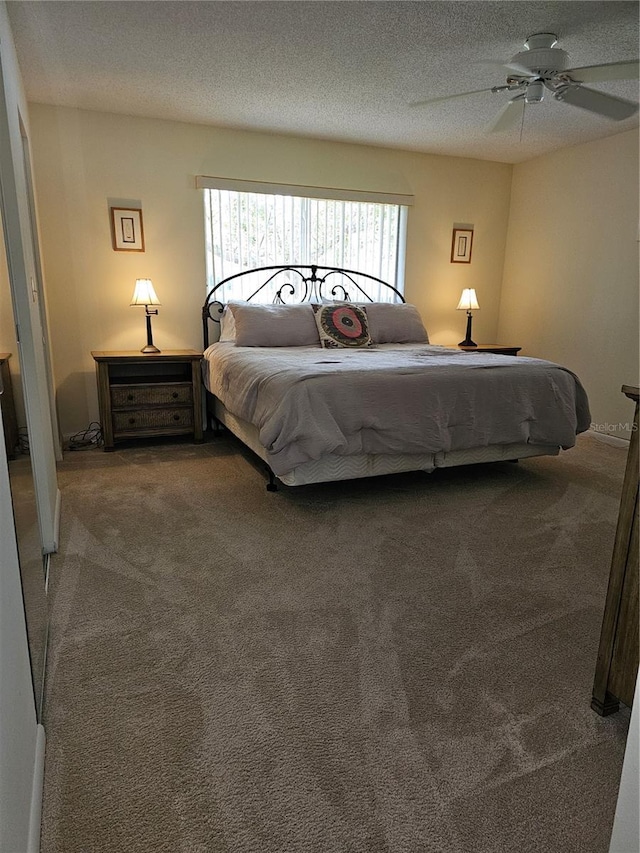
[[110, 207, 145, 252], [451, 228, 473, 264]]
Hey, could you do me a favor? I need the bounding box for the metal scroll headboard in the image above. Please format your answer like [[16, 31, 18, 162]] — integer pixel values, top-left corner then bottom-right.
[[201, 264, 405, 349]]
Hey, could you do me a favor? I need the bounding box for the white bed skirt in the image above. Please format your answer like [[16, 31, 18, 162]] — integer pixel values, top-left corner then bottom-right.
[[212, 398, 559, 487]]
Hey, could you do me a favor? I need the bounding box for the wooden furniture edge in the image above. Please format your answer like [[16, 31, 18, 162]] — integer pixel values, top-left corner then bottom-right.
[[0, 353, 19, 459], [591, 385, 639, 715], [92, 349, 202, 361], [457, 345, 522, 354]]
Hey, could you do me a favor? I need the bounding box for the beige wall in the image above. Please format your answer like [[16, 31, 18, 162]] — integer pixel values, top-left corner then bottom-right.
[[29, 104, 513, 436], [498, 129, 639, 439]]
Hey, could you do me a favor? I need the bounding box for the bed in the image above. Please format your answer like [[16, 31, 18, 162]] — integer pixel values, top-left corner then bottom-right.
[[201, 264, 591, 489]]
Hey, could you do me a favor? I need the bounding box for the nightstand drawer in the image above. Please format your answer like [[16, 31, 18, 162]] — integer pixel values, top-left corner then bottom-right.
[[113, 407, 194, 433], [111, 382, 193, 409]]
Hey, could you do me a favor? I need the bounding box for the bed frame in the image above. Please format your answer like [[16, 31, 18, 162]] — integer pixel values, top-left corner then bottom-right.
[[201, 264, 558, 490], [202, 264, 404, 349]]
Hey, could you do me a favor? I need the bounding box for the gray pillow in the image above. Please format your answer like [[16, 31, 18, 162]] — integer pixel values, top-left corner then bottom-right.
[[365, 303, 429, 344], [228, 302, 320, 347]]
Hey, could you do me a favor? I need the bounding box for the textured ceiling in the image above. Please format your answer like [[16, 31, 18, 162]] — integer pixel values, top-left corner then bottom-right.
[[7, 0, 640, 164]]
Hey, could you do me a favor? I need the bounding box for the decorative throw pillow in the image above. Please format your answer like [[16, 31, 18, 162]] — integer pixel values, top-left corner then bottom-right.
[[313, 303, 372, 348]]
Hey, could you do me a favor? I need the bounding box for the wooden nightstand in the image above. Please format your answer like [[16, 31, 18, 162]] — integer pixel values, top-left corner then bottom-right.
[[458, 344, 521, 356], [92, 350, 203, 451], [0, 353, 19, 459]]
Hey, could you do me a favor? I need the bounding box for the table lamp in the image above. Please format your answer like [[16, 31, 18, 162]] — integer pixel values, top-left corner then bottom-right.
[[130, 278, 161, 353], [456, 288, 479, 347]]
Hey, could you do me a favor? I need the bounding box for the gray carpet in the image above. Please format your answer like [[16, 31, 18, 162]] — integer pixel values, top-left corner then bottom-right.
[[41, 433, 631, 853]]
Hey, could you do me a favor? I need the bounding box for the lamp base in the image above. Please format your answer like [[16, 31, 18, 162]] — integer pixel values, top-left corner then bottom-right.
[[459, 311, 476, 348], [141, 344, 161, 354]]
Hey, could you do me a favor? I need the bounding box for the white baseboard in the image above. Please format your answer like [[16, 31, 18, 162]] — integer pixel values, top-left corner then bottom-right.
[[43, 551, 50, 595], [587, 428, 630, 448], [42, 488, 61, 556], [27, 724, 45, 853]]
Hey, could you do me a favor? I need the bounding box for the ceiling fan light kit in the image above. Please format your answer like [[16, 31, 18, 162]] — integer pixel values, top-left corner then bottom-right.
[[413, 32, 639, 133], [524, 80, 545, 104]]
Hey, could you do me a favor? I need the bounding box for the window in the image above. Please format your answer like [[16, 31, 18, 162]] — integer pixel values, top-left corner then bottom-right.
[[198, 177, 412, 303]]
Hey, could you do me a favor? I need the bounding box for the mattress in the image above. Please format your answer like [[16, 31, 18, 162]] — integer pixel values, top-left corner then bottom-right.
[[202, 341, 589, 482], [211, 382, 560, 486]]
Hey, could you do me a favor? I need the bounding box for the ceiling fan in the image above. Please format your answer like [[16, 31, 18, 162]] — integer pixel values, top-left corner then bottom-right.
[[412, 33, 639, 133]]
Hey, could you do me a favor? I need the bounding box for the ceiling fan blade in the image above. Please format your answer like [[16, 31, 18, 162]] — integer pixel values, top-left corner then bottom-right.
[[502, 61, 536, 77], [564, 60, 639, 83], [488, 95, 525, 133], [409, 87, 495, 108], [557, 85, 638, 120], [476, 58, 532, 76]]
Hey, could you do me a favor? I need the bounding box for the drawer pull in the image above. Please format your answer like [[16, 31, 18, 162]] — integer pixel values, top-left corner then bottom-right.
[[172, 392, 179, 399], [173, 414, 180, 421], [127, 394, 134, 401], [128, 418, 136, 425]]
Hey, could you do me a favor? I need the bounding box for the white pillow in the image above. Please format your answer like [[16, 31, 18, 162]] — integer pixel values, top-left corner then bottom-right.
[[219, 305, 237, 342]]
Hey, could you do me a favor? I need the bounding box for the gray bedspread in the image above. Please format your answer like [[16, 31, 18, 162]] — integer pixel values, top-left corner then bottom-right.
[[203, 343, 591, 476]]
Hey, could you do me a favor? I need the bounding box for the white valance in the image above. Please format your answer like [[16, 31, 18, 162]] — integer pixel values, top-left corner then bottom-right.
[[195, 175, 414, 207]]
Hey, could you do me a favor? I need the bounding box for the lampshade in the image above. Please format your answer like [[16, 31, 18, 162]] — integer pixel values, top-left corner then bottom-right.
[[130, 279, 161, 307], [456, 288, 479, 311]]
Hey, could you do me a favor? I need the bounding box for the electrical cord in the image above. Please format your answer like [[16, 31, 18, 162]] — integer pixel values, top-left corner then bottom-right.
[[67, 421, 103, 450]]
